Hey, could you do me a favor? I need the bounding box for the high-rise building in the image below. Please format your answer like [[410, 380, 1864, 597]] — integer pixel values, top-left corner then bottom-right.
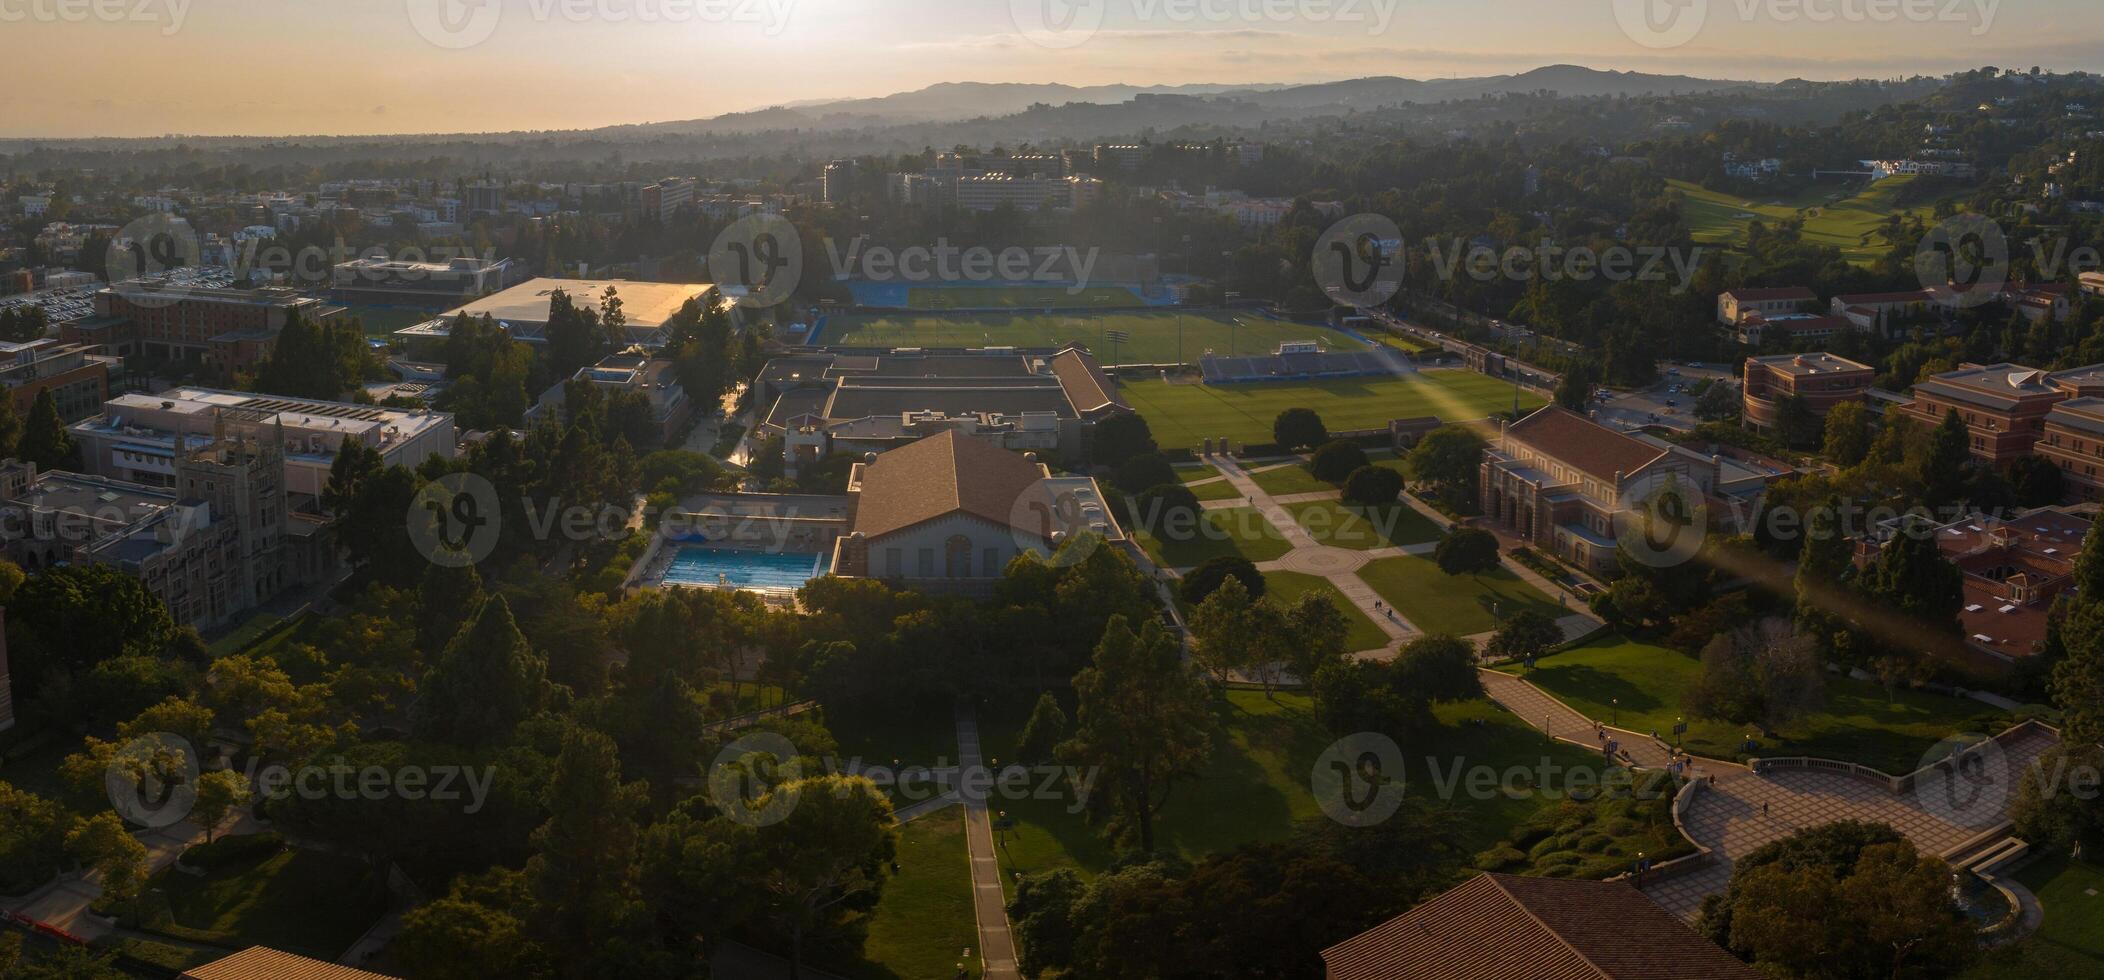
[[823, 160, 856, 205], [465, 181, 505, 216], [640, 177, 697, 222]]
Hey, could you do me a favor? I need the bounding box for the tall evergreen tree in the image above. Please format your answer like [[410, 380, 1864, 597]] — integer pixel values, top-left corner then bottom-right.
[[1057, 616, 1214, 852], [1920, 407, 1971, 508], [412, 595, 548, 746], [17, 389, 73, 470]]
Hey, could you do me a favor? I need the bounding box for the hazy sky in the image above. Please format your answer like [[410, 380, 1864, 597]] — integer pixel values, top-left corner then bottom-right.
[[1, 0, 2098, 137]]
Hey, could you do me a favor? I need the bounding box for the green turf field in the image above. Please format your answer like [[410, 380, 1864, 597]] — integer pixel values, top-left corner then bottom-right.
[[335, 305, 442, 340], [817, 310, 1369, 366], [1122, 371, 1540, 449], [905, 285, 1146, 310], [1670, 175, 1955, 266]]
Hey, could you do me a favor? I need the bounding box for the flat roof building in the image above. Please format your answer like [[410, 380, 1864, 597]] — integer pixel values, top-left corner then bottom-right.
[[68, 280, 332, 380], [72, 387, 456, 506], [525, 349, 696, 447], [397, 277, 724, 348], [330, 255, 514, 309], [1742, 352, 1875, 433], [1899, 362, 2104, 465]]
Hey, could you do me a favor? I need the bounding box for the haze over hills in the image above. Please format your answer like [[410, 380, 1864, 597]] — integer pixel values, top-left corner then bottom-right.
[[626, 65, 1758, 136]]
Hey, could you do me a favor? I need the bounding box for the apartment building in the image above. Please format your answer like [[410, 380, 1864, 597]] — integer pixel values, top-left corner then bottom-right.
[[641, 177, 697, 222], [1741, 352, 1875, 433], [954, 175, 1097, 212]]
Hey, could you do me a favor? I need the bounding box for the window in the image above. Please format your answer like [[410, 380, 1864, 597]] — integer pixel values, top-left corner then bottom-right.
[[883, 548, 902, 576], [917, 548, 935, 577], [984, 547, 1002, 575]]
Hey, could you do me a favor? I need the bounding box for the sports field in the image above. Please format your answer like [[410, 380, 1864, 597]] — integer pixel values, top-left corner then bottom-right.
[[906, 285, 1145, 309], [1670, 175, 1955, 266], [1121, 370, 1542, 449], [815, 310, 1370, 366]]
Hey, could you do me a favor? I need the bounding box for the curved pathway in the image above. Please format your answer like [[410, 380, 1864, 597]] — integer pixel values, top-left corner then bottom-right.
[[1479, 669, 2061, 920]]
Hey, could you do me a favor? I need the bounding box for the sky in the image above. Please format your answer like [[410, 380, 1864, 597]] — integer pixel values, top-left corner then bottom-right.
[[0, 0, 2098, 138]]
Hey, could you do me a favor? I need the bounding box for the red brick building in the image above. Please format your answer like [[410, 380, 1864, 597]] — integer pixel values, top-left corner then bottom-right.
[[1741, 352, 1874, 433], [1897, 362, 2104, 465], [65, 281, 331, 379]]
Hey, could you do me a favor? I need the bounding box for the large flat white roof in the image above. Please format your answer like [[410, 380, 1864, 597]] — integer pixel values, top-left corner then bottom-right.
[[80, 387, 453, 448], [431, 277, 714, 328]]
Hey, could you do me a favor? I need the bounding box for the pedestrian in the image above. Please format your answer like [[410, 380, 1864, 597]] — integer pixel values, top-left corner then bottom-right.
[[1761, 801, 1769, 817]]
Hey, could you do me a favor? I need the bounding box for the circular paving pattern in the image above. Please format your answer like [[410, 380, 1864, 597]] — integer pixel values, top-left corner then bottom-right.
[[1276, 545, 1370, 576]]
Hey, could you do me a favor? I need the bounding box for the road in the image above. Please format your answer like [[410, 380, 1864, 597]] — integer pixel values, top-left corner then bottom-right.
[[1589, 361, 1737, 434]]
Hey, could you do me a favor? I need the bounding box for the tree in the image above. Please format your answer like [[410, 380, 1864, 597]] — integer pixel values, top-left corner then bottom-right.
[[1555, 360, 1600, 412], [1406, 425, 1487, 505], [1178, 556, 1264, 606], [1487, 611, 1562, 665], [1015, 692, 1069, 765], [1920, 407, 1972, 508], [1701, 822, 1976, 980], [1774, 394, 1820, 449], [0, 392, 21, 461], [1862, 522, 1964, 630], [1282, 591, 1351, 684], [1090, 412, 1157, 466], [322, 437, 384, 516], [1188, 575, 1258, 685], [1686, 619, 1825, 735], [1432, 527, 1501, 576], [1822, 401, 1873, 468], [1694, 380, 1740, 423], [2005, 454, 2065, 508], [1112, 453, 1178, 495], [526, 727, 648, 960], [1273, 408, 1327, 451], [1342, 465, 1404, 507], [1058, 616, 1214, 852], [1308, 441, 1370, 483], [736, 775, 899, 974], [189, 770, 250, 844], [17, 389, 73, 470], [66, 813, 147, 904], [397, 895, 535, 980], [0, 781, 71, 895], [412, 596, 549, 746], [1132, 483, 1202, 541]]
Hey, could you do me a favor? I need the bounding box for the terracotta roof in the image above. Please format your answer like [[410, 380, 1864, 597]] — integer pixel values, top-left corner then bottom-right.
[[1504, 407, 1667, 483], [849, 430, 1053, 541], [1048, 347, 1126, 414], [1322, 874, 1764, 980], [183, 947, 399, 980], [1721, 286, 1815, 302], [1833, 290, 1933, 305]]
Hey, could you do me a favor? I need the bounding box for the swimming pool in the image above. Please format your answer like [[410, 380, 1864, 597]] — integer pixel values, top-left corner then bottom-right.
[[661, 547, 825, 592]]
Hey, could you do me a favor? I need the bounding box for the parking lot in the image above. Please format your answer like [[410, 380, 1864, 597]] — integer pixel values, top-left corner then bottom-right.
[[1590, 361, 1737, 433]]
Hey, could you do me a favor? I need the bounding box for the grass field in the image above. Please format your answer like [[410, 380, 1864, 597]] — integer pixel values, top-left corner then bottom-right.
[[1504, 636, 2012, 772], [905, 285, 1147, 310], [1284, 500, 1444, 550], [336, 305, 442, 340], [1670, 176, 1954, 266], [1252, 452, 1414, 497], [1360, 555, 1566, 637], [817, 310, 1367, 366], [982, 691, 1623, 901], [1124, 372, 1539, 450], [830, 807, 980, 980], [1963, 857, 2104, 980], [1263, 571, 1391, 653], [1133, 505, 1293, 568]]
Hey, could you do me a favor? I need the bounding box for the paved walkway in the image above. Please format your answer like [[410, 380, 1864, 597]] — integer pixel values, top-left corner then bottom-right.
[[1205, 455, 1406, 654], [954, 705, 1018, 979], [8, 809, 259, 941], [1478, 669, 2062, 920]]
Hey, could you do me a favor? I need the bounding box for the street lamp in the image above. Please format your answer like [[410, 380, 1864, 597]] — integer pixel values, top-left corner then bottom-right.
[[1612, 697, 1619, 726]]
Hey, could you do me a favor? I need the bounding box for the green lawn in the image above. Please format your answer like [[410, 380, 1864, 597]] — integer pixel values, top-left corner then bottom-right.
[[1133, 505, 1293, 569], [337, 305, 444, 340], [1964, 857, 2104, 980], [828, 807, 980, 980], [1503, 637, 2012, 773], [829, 707, 962, 807], [1263, 571, 1391, 654], [1188, 478, 1242, 502], [1251, 462, 1335, 497], [1283, 500, 1444, 550], [819, 310, 1366, 366], [1125, 372, 1540, 450], [906, 285, 1147, 310], [1360, 555, 1567, 636], [138, 844, 385, 960], [982, 691, 1626, 902], [1670, 176, 1957, 266], [1175, 463, 1222, 484]]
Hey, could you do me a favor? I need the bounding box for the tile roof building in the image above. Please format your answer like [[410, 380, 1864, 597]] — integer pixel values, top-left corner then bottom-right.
[[1857, 507, 2090, 662], [759, 347, 1131, 476], [1716, 286, 1816, 326], [1741, 352, 1875, 433], [1480, 407, 1733, 574], [829, 431, 1121, 595], [1321, 873, 1764, 980], [182, 946, 398, 980], [1898, 362, 2104, 465]]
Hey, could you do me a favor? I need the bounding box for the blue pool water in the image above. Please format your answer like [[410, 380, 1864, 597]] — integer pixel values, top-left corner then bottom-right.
[[662, 547, 824, 591]]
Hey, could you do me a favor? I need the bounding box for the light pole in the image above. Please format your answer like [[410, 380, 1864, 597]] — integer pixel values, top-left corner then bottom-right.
[[1612, 698, 1619, 727]]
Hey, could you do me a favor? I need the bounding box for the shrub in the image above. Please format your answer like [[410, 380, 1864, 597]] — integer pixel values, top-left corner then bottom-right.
[[1113, 454, 1179, 495], [1134, 484, 1202, 537], [180, 831, 286, 871], [1308, 441, 1370, 484]]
